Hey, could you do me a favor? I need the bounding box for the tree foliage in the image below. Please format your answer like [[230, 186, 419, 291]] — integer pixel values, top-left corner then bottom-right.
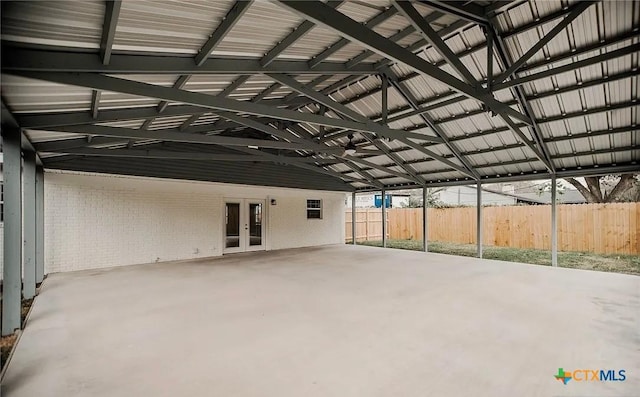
[[399, 188, 444, 208], [565, 174, 640, 203]]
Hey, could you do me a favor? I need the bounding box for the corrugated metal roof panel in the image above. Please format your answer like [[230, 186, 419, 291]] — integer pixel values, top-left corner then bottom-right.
[[1, 0, 637, 190], [2, 75, 92, 113], [2, 0, 104, 49], [113, 0, 234, 55]]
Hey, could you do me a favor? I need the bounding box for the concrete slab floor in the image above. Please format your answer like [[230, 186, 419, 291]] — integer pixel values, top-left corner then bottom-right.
[[2, 245, 639, 397]]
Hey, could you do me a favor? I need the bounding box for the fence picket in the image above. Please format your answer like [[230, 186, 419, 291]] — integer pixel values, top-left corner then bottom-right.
[[345, 203, 639, 255]]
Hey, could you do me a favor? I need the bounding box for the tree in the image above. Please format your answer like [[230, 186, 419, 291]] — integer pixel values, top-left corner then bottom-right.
[[400, 188, 444, 208], [565, 174, 640, 203]]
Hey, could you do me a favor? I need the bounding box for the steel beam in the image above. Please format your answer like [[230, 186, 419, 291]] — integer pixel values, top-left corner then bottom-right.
[[15, 72, 424, 141], [501, 5, 573, 38], [94, 0, 121, 120], [337, 160, 384, 189], [35, 166, 45, 284], [194, 1, 253, 66], [2, 128, 22, 335], [46, 147, 337, 164], [394, 1, 476, 84], [343, 155, 417, 182], [1, 47, 378, 75], [228, 146, 366, 185], [398, 137, 473, 177], [493, 1, 595, 84], [309, 7, 397, 68], [277, 0, 531, 125], [309, 32, 637, 130], [23, 151, 37, 299], [489, 25, 555, 173], [493, 43, 640, 90], [344, 11, 448, 68], [16, 43, 628, 132], [100, 0, 121, 65], [384, 70, 480, 179], [381, 74, 389, 124], [39, 124, 345, 154], [499, 113, 553, 173], [261, 1, 346, 67], [290, 130, 385, 186], [266, 73, 426, 185], [91, 90, 102, 119], [420, 0, 489, 25], [267, 73, 442, 144], [476, 182, 483, 258]]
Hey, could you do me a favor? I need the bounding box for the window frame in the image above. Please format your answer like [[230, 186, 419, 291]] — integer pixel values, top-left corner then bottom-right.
[[306, 199, 322, 219]]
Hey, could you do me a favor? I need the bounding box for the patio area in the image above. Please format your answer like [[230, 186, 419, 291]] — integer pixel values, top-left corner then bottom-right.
[[3, 245, 638, 397]]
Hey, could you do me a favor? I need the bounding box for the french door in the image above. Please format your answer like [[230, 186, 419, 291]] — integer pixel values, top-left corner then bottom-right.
[[224, 199, 266, 253]]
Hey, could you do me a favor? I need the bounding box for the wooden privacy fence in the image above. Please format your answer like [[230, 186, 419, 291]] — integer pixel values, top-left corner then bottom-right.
[[346, 203, 640, 255]]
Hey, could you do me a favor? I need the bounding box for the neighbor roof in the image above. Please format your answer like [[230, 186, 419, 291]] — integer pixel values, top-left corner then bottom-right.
[[1, 0, 638, 191]]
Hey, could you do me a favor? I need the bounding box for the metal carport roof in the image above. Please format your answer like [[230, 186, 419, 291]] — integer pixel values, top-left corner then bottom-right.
[[1, 0, 638, 191]]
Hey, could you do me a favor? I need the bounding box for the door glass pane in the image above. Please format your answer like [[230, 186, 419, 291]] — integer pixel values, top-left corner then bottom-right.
[[225, 203, 240, 248], [249, 203, 262, 246]]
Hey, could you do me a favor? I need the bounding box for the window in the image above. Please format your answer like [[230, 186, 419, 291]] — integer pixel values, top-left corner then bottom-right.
[[306, 199, 322, 219]]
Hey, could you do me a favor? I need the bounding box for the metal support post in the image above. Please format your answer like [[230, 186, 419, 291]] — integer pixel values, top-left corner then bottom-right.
[[477, 182, 483, 258], [2, 128, 23, 335], [422, 187, 428, 252], [381, 188, 387, 248], [23, 151, 36, 299], [36, 166, 45, 283], [551, 176, 558, 267], [352, 191, 357, 245]]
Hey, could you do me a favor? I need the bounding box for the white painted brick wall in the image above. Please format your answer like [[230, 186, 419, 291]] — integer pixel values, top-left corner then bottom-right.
[[42, 171, 346, 274]]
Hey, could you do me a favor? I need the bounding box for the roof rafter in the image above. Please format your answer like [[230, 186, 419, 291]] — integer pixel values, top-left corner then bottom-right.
[[393, 0, 476, 84], [268, 73, 426, 185], [276, 0, 532, 126], [381, 68, 479, 179], [0, 47, 379, 75], [11, 71, 427, 140], [493, 1, 596, 84], [92, 0, 121, 120], [487, 24, 556, 174], [419, 0, 489, 25]]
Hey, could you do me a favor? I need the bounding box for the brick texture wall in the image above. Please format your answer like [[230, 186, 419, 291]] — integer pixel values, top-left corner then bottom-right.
[[39, 171, 346, 274]]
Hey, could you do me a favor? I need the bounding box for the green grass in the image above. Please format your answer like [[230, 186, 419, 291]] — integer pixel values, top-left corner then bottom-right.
[[356, 239, 640, 276]]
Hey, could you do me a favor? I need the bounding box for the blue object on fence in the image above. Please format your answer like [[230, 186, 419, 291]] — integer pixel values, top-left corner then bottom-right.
[[374, 194, 392, 208]]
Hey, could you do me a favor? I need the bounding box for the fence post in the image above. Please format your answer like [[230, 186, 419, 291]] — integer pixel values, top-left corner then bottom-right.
[[351, 191, 356, 245], [382, 188, 387, 248], [423, 187, 428, 252], [551, 176, 558, 266], [477, 182, 483, 258]]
